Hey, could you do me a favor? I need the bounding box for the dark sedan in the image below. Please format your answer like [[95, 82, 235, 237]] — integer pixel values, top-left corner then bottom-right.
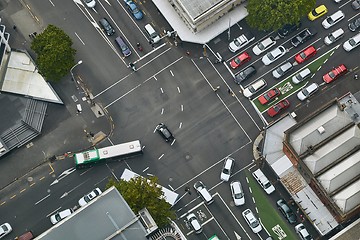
[[155, 123, 174, 143], [278, 22, 302, 38], [235, 66, 256, 84], [291, 28, 317, 47], [276, 199, 297, 224]]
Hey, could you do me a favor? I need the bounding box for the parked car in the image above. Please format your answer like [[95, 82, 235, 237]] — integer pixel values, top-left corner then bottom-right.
[[272, 62, 293, 79], [187, 213, 202, 234], [322, 10, 344, 29], [78, 188, 102, 207], [0, 223, 12, 239], [258, 88, 280, 105], [228, 33, 255, 52], [220, 157, 235, 182], [50, 208, 74, 225], [252, 169, 275, 194], [348, 17, 360, 32], [126, 1, 143, 20], [292, 68, 312, 84], [156, 123, 175, 142], [295, 46, 316, 64], [276, 199, 297, 224], [324, 28, 344, 45], [230, 180, 245, 206], [261, 46, 286, 65], [291, 28, 317, 47], [242, 209, 262, 234], [297, 83, 319, 101], [234, 66, 257, 84], [230, 52, 251, 69], [99, 18, 115, 36], [295, 223, 313, 240], [308, 5, 328, 21], [84, 0, 96, 8], [343, 33, 360, 52], [17, 231, 34, 240], [252, 37, 276, 55], [242, 79, 267, 99], [352, 0, 360, 10], [267, 99, 290, 117], [323, 64, 347, 83], [278, 22, 302, 38], [194, 181, 214, 205]]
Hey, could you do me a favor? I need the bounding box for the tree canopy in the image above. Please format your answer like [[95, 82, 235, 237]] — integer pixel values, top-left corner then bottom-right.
[[30, 24, 76, 82], [106, 176, 176, 228], [246, 0, 316, 31]]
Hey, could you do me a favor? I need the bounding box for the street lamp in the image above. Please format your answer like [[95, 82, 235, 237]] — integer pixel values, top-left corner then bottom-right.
[[70, 60, 83, 89]]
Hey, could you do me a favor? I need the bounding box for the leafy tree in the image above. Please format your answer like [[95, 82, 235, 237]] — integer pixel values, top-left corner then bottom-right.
[[106, 176, 176, 228], [246, 0, 316, 31], [31, 25, 76, 82]]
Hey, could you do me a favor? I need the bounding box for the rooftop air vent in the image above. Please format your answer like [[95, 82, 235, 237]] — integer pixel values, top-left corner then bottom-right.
[[317, 126, 325, 134]]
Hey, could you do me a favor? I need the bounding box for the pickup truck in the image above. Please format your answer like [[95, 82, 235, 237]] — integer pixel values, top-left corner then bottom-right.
[[228, 32, 255, 52]]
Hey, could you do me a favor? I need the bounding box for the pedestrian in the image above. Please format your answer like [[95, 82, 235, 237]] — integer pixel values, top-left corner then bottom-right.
[[296, 208, 300, 214], [186, 51, 190, 56], [228, 88, 231, 94], [13, 25, 17, 30]]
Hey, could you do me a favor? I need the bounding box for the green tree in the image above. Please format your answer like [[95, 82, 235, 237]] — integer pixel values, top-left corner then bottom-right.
[[106, 176, 176, 228], [246, 0, 316, 31], [31, 25, 76, 82]]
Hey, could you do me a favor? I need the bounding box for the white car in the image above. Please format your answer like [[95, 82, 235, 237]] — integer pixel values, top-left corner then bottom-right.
[[243, 79, 267, 99], [343, 33, 360, 52], [242, 209, 262, 234], [50, 208, 74, 225], [297, 83, 319, 101], [322, 10, 344, 29], [186, 213, 202, 234], [228, 33, 255, 52], [84, 0, 96, 8], [295, 223, 313, 240], [78, 187, 102, 207], [272, 62, 293, 79], [324, 28, 344, 46], [0, 223, 12, 239], [230, 180, 245, 206], [292, 68, 311, 84], [252, 37, 276, 55], [220, 157, 235, 181], [261, 46, 286, 65]]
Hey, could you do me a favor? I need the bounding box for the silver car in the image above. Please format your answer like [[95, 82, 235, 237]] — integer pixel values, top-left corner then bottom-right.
[[243, 79, 267, 99], [261, 46, 286, 65], [272, 62, 293, 79], [252, 37, 276, 55]]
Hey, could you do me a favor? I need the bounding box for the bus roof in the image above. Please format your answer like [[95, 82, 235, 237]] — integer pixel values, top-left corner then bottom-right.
[[74, 149, 99, 164], [98, 140, 141, 159]]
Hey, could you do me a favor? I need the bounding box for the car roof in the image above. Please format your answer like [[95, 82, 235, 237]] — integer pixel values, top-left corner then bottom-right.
[[330, 10, 344, 20]]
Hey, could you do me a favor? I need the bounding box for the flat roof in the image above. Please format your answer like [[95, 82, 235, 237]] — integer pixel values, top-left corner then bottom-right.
[[179, 0, 223, 19], [332, 178, 360, 214]]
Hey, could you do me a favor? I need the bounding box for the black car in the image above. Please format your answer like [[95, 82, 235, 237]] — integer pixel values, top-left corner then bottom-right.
[[348, 17, 360, 32], [278, 22, 302, 38], [99, 18, 115, 36], [276, 199, 297, 224], [291, 28, 317, 47], [235, 66, 257, 84], [155, 123, 174, 142]]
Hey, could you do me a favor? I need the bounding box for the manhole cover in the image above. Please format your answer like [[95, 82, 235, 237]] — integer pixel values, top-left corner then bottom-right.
[[27, 177, 33, 182]]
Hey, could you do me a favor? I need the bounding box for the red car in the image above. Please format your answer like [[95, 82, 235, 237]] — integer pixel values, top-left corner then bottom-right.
[[267, 99, 290, 117], [258, 88, 280, 105], [295, 46, 317, 64], [230, 52, 251, 69], [323, 64, 347, 83]]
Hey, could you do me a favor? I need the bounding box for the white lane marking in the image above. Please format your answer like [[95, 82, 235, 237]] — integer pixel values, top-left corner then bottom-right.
[[160, 87, 164, 94], [142, 167, 149, 172], [171, 139, 176, 146], [179, 122, 182, 128], [161, 108, 164, 114], [154, 76, 158, 81], [246, 177, 249, 184], [158, 154, 164, 160], [252, 197, 256, 204], [79, 168, 92, 176], [48, 0, 55, 6], [170, 70, 174, 76], [181, 104, 184, 111], [168, 185, 174, 191], [35, 194, 51, 205], [177, 86, 181, 93], [249, 187, 252, 194], [74, 32, 85, 45], [46, 207, 61, 218]]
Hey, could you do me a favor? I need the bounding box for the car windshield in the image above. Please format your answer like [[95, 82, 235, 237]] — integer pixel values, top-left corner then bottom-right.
[[277, 68, 284, 75], [250, 220, 259, 228], [234, 39, 240, 47], [1, 225, 9, 231], [223, 168, 229, 174], [312, 9, 318, 16], [130, 4, 139, 13], [295, 73, 302, 80], [328, 34, 335, 41], [234, 58, 241, 64], [55, 213, 62, 221], [327, 17, 334, 25], [302, 89, 309, 96], [267, 52, 275, 60], [258, 42, 265, 50], [300, 52, 307, 59], [84, 195, 91, 202], [249, 86, 255, 93], [162, 129, 171, 138], [273, 106, 281, 113], [235, 192, 244, 198], [349, 39, 356, 46], [328, 71, 336, 79]]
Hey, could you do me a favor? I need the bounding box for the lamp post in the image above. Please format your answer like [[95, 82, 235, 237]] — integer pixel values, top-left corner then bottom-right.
[[70, 60, 82, 89]]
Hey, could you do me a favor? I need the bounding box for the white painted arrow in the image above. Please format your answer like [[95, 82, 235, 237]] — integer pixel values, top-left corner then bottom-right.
[[234, 231, 241, 240]]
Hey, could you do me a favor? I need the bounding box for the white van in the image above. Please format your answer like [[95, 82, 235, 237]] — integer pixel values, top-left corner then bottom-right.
[[193, 181, 214, 205], [252, 169, 275, 194], [292, 68, 311, 84], [145, 24, 160, 44]]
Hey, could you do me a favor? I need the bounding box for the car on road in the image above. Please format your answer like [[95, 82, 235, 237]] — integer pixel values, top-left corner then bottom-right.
[[252, 37, 276, 55], [99, 18, 115, 36], [187, 213, 202, 234], [220, 157, 234, 182], [324, 28, 344, 45], [194, 181, 214, 205], [258, 88, 280, 105], [352, 0, 360, 10], [348, 17, 360, 32], [230, 180, 245, 206], [322, 10, 344, 29], [84, 0, 96, 8], [242, 79, 267, 99], [261, 46, 286, 65], [343, 33, 360, 52], [323, 64, 347, 83], [252, 169, 275, 194], [0, 223, 12, 239], [272, 62, 293, 79], [50, 208, 74, 225], [292, 68, 312, 84], [291, 28, 317, 47], [267, 99, 290, 117], [276, 199, 297, 224], [295, 223, 313, 240], [278, 22, 301, 38], [297, 83, 319, 101], [242, 209, 262, 234], [295, 46, 317, 64], [228, 33, 255, 53], [308, 5, 328, 21], [230, 52, 251, 69], [126, 1, 143, 20], [235, 66, 256, 84], [78, 188, 102, 207], [156, 123, 175, 142]]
